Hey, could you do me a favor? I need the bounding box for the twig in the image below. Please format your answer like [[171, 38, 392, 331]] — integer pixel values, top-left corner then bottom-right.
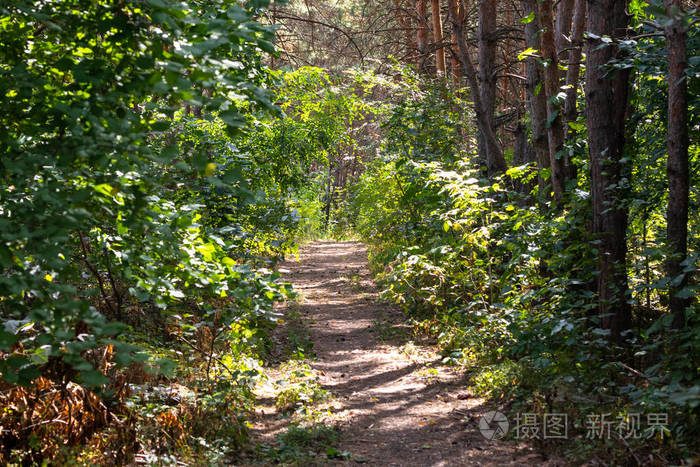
[[503, 73, 527, 81], [641, 19, 662, 30], [617, 361, 661, 386], [103, 248, 123, 318], [619, 435, 642, 465], [176, 335, 238, 381], [21, 418, 68, 431], [629, 32, 665, 40], [78, 231, 117, 317]]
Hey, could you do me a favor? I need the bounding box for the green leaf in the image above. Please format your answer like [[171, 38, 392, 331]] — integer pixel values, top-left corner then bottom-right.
[[80, 370, 109, 387], [0, 330, 17, 352], [520, 11, 535, 24], [534, 82, 543, 96], [161, 145, 179, 161], [151, 120, 171, 131], [517, 47, 539, 61], [545, 110, 559, 128], [567, 121, 586, 132], [220, 110, 247, 128], [0, 244, 12, 267], [674, 287, 696, 299]]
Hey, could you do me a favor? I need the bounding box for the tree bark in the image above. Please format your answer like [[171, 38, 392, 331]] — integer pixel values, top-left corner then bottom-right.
[[417, 0, 430, 71], [448, 0, 507, 176], [664, 0, 690, 328], [522, 0, 550, 197], [431, 0, 447, 76], [538, 0, 567, 201], [585, 0, 632, 342], [513, 114, 535, 195], [477, 0, 507, 175], [562, 0, 585, 180], [451, 29, 461, 83], [394, 0, 418, 66], [555, 0, 574, 63]]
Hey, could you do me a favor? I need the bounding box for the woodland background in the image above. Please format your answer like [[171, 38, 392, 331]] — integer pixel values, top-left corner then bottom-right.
[[0, 0, 698, 464]]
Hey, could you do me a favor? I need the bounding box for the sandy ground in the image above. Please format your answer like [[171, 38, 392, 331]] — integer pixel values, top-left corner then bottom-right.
[[250, 241, 559, 466]]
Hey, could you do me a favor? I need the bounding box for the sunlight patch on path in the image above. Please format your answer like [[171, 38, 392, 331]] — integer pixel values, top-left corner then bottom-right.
[[261, 241, 553, 466]]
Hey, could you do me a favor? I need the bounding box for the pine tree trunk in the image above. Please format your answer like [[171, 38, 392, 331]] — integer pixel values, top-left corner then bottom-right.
[[538, 0, 566, 201], [451, 29, 461, 83], [431, 0, 446, 76], [522, 0, 551, 197], [562, 0, 585, 182], [554, 0, 574, 63], [664, 0, 690, 328], [585, 0, 632, 342], [477, 0, 507, 175], [448, 0, 507, 176], [417, 0, 430, 71]]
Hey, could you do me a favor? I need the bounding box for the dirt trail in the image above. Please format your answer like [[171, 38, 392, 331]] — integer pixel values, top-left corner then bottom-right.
[[255, 241, 552, 466]]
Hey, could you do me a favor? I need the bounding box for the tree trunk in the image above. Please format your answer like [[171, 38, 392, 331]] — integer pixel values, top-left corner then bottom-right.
[[664, 0, 690, 328], [522, 0, 550, 197], [554, 0, 574, 63], [538, 0, 567, 201], [562, 0, 585, 180], [585, 0, 632, 342], [324, 163, 333, 230], [502, 8, 513, 110], [477, 0, 507, 175], [513, 113, 535, 195], [451, 29, 461, 83], [394, 0, 418, 66], [448, 0, 507, 176], [431, 0, 447, 76], [417, 0, 430, 71]]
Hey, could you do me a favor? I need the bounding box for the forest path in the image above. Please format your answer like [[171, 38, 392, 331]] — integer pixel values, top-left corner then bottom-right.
[[252, 241, 549, 466]]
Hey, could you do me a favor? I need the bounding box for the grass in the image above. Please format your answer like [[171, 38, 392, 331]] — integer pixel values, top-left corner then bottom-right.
[[278, 298, 315, 361], [257, 423, 349, 466], [274, 361, 331, 415], [369, 315, 409, 342], [347, 273, 363, 292]]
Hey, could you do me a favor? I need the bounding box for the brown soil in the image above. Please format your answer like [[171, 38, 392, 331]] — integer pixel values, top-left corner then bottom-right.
[[250, 241, 559, 466]]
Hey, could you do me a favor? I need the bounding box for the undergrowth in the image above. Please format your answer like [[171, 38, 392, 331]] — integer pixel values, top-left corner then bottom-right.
[[350, 79, 700, 464]]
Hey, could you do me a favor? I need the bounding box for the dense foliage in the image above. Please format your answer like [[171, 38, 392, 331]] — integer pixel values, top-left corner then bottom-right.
[[0, 0, 303, 462], [1, 0, 698, 463], [348, 35, 699, 461]]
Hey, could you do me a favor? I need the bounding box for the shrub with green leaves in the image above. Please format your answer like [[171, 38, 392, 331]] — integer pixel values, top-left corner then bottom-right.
[[0, 0, 279, 386], [350, 72, 699, 455]]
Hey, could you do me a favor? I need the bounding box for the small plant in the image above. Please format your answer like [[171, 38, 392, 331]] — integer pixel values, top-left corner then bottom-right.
[[416, 367, 439, 383], [347, 273, 363, 292], [398, 341, 421, 361], [280, 302, 316, 361], [274, 362, 331, 414], [467, 361, 522, 400], [370, 317, 408, 342], [258, 423, 345, 466]]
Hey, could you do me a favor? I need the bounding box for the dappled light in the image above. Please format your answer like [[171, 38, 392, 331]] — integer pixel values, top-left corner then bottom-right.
[[1, 0, 698, 464]]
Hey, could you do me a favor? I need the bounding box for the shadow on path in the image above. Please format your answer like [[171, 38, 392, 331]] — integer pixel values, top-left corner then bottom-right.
[[268, 241, 555, 466]]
